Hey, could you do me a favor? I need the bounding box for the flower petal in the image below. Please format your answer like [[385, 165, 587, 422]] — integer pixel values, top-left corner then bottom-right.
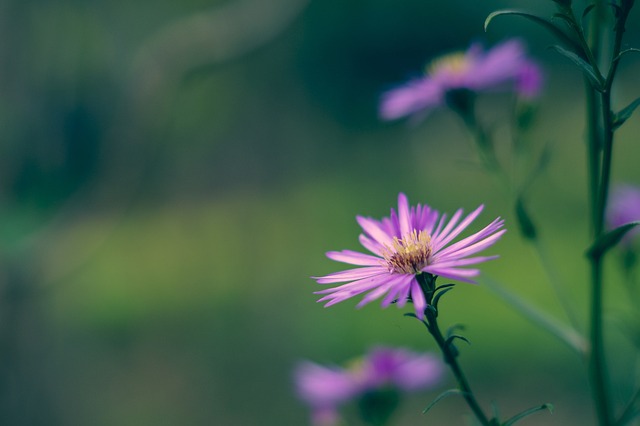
[[314, 266, 388, 284], [424, 266, 480, 283], [397, 193, 411, 237], [359, 234, 384, 256], [357, 216, 394, 247], [435, 218, 504, 259], [432, 205, 484, 252], [410, 281, 427, 319], [437, 227, 506, 261], [326, 250, 383, 266]]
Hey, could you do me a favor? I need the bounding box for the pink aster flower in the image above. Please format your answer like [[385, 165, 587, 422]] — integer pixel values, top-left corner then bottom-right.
[[380, 39, 543, 120], [314, 193, 505, 319], [294, 346, 443, 425], [607, 184, 640, 245]]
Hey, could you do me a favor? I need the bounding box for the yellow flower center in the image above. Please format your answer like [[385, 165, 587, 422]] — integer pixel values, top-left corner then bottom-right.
[[427, 52, 469, 76], [382, 230, 432, 274]]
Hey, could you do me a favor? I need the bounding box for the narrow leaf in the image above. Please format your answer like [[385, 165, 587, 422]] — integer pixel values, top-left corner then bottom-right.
[[587, 221, 640, 259], [432, 286, 455, 309], [446, 323, 466, 338], [503, 403, 554, 426], [435, 283, 456, 292], [446, 334, 471, 347], [422, 389, 466, 414], [515, 197, 538, 241], [583, 4, 596, 19], [485, 10, 581, 52], [549, 45, 604, 89], [615, 48, 640, 63], [403, 312, 419, 319], [613, 97, 640, 130], [479, 276, 588, 355]]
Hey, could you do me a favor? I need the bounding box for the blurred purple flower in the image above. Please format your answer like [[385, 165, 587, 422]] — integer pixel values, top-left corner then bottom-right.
[[295, 347, 443, 425], [380, 39, 543, 120], [295, 362, 359, 425], [314, 193, 505, 319], [607, 184, 640, 245]]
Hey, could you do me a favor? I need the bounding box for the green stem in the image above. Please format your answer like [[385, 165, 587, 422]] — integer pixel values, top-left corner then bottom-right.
[[585, 2, 620, 424], [417, 274, 492, 426], [589, 256, 612, 426], [586, 83, 602, 235]]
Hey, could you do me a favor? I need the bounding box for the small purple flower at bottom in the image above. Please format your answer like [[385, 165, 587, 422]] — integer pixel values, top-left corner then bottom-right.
[[380, 39, 543, 121], [607, 184, 640, 246], [314, 193, 505, 319], [294, 347, 443, 425]]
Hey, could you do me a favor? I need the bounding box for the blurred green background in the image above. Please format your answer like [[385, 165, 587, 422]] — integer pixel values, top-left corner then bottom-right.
[[1, 0, 640, 424]]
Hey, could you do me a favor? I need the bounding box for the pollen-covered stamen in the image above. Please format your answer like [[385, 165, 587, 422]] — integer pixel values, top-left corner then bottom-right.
[[427, 52, 469, 76], [382, 230, 432, 274]]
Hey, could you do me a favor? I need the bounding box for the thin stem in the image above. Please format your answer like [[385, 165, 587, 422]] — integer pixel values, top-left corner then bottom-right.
[[531, 238, 581, 331], [417, 274, 492, 426], [585, 2, 620, 424], [589, 256, 612, 426], [586, 83, 602, 235]]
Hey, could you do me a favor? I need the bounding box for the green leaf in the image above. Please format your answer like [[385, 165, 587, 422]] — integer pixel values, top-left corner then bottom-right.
[[432, 286, 455, 309], [435, 283, 455, 292], [614, 47, 640, 63], [479, 276, 588, 355], [515, 197, 537, 240], [445, 334, 471, 347], [583, 4, 596, 19], [587, 221, 640, 259], [485, 10, 581, 52], [403, 312, 420, 320], [613, 97, 640, 130], [549, 44, 604, 89], [503, 403, 554, 426], [446, 323, 466, 338], [422, 389, 467, 414]]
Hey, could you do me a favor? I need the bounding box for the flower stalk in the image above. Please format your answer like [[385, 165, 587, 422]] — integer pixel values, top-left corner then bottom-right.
[[584, 1, 634, 424], [416, 273, 492, 426]]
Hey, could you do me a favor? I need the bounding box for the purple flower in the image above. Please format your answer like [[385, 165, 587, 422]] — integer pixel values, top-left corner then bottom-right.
[[380, 39, 543, 120], [314, 193, 505, 319], [607, 184, 640, 245], [295, 362, 360, 425], [294, 347, 443, 425]]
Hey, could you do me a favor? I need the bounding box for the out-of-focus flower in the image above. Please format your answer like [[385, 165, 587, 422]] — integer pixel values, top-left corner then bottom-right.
[[380, 39, 543, 121], [295, 362, 359, 425], [314, 193, 505, 319], [607, 184, 640, 245], [294, 347, 443, 425]]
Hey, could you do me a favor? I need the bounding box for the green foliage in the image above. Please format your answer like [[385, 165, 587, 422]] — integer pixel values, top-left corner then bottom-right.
[[587, 222, 640, 260], [503, 403, 554, 426], [422, 389, 467, 414], [612, 97, 640, 130], [484, 10, 581, 52]]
